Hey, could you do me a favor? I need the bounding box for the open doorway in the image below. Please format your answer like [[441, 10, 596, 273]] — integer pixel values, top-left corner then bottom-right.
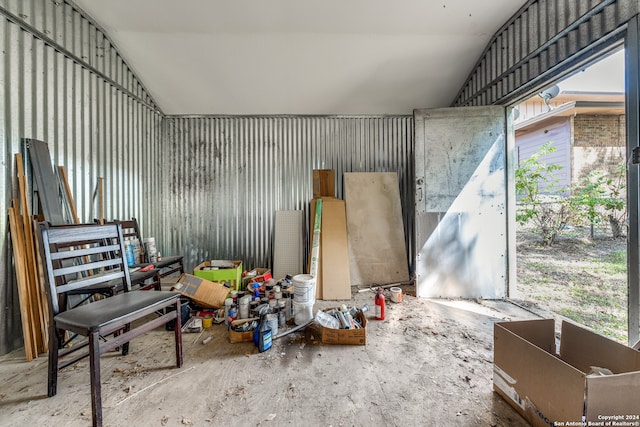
[[512, 49, 628, 343]]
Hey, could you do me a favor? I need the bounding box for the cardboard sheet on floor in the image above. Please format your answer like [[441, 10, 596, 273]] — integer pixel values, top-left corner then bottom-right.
[[273, 211, 303, 280], [344, 172, 409, 286]]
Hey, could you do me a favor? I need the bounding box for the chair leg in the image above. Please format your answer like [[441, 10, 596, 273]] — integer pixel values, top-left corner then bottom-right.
[[122, 324, 130, 356], [47, 327, 60, 397], [174, 300, 183, 368], [89, 331, 103, 427]]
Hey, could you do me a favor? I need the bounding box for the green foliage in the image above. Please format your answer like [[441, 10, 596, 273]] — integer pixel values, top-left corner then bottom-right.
[[515, 142, 577, 245], [516, 142, 627, 242], [572, 164, 626, 238]]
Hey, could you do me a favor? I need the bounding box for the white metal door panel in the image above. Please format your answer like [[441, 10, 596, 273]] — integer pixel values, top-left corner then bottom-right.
[[414, 106, 508, 298]]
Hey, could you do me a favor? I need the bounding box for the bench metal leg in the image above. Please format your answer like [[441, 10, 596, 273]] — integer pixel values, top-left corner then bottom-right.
[[47, 327, 60, 397], [89, 331, 103, 427], [174, 299, 183, 368]]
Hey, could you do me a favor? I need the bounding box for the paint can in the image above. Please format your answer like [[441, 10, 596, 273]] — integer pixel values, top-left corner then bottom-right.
[[267, 313, 279, 336], [143, 237, 157, 262], [390, 287, 403, 303], [292, 274, 316, 304], [202, 314, 213, 329]]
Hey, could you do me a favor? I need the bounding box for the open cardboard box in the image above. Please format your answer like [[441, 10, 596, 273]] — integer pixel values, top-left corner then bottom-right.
[[316, 309, 367, 345], [228, 317, 259, 343], [494, 319, 640, 426], [193, 260, 243, 290], [171, 274, 229, 309]]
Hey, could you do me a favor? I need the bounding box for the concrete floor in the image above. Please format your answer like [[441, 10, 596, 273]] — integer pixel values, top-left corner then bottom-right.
[[0, 287, 536, 426]]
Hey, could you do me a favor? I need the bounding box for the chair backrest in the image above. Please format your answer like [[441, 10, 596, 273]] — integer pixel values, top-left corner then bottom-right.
[[38, 222, 132, 315], [94, 218, 142, 241], [118, 218, 142, 241]]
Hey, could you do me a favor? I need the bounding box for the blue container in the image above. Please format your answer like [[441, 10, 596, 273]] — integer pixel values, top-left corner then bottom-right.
[[125, 243, 135, 266]]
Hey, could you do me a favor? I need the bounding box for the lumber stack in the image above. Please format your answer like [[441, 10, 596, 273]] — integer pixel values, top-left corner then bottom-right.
[[8, 154, 49, 361]]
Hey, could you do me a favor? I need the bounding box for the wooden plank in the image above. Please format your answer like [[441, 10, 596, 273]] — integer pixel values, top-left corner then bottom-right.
[[8, 205, 36, 361], [320, 199, 351, 300], [313, 169, 335, 198], [91, 177, 105, 224], [58, 165, 79, 224], [16, 154, 46, 353]]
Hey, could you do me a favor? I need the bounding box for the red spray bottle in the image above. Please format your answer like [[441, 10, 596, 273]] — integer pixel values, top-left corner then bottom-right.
[[375, 288, 385, 320]]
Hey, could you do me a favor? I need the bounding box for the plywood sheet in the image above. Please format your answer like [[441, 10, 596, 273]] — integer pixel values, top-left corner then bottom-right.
[[344, 172, 409, 286], [320, 199, 351, 300], [273, 211, 303, 280]]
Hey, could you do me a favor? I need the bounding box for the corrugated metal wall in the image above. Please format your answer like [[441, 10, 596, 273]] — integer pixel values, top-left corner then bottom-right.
[[163, 116, 414, 274], [453, 0, 637, 107], [0, 2, 416, 355], [0, 1, 163, 354]]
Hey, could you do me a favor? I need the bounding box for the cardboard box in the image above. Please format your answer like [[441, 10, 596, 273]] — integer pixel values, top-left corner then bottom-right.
[[194, 260, 242, 291], [241, 268, 272, 289], [171, 274, 230, 309], [318, 311, 367, 345], [228, 317, 259, 343], [494, 319, 640, 427], [313, 169, 335, 198]]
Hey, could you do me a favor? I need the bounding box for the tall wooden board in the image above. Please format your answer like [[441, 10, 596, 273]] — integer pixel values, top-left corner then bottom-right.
[[320, 198, 351, 300], [344, 173, 409, 286]]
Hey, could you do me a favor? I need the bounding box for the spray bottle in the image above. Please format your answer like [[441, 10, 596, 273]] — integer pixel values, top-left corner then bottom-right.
[[257, 313, 272, 352]]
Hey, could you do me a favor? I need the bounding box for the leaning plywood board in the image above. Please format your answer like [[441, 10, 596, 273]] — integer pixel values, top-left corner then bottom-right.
[[344, 173, 409, 286], [273, 211, 303, 280], [320, 198, 351, 300]]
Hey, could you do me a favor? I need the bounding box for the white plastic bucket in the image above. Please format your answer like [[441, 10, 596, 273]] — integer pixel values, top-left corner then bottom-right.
[[292, 274, 316, 303], [390, 287, 403, 303], [292, 300, 314, 325]]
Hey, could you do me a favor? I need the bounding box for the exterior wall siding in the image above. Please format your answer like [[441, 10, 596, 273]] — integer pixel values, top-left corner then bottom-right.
[[516, 116, 572, 192]]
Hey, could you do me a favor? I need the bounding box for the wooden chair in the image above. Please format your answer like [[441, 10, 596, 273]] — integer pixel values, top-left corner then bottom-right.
[[111, 218, 184, 279], [37, 222, 183, 427]]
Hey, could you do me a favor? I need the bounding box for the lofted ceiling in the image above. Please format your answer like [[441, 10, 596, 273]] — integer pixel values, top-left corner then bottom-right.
[[73, 0, 528, 115]]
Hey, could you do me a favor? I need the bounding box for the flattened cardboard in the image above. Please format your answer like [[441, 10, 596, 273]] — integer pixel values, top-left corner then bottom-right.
[[172, 274, 229, 309], [494, 319, 640, 427]]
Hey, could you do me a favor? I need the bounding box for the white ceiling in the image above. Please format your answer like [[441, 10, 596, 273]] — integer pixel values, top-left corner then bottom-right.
[[73, 0, 528, 115]]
